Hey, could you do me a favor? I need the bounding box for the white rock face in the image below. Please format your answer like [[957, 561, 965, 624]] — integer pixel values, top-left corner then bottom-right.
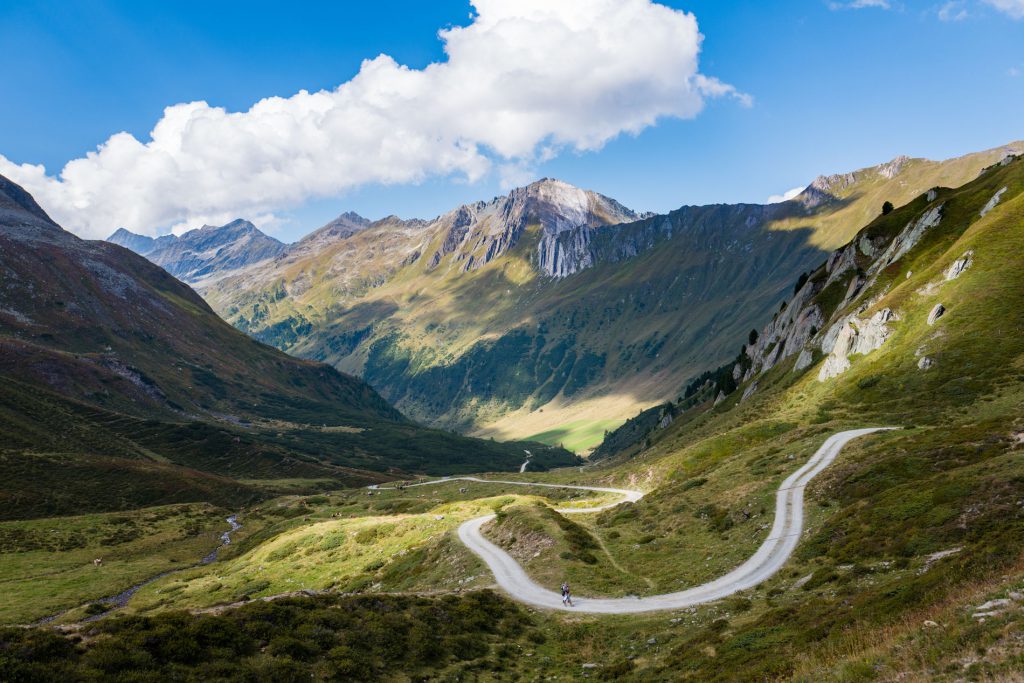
[[926, 188, 938, 202], [713, 390, 726, 406], [740, 382, 758, 403], [858, 235, 876, 257], [818, 308, 899, 381], [878, 155, 910, 179], [869, 205, 944, 276], [944, 251, 974, 281], [795, 348, 814, 372], [980, 187, 1007, 218], [743, 274, 826, 379], [918, 356, 934, 370], [825, 244, 857, 286], [927, 303, 946, 326]]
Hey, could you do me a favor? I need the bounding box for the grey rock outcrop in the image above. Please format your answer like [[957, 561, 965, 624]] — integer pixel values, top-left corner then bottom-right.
[[918, 356, 934, 370], [743, 272, 825, 379], [869, 205, 944, 276], [979, 187, 1007, 218], [818, 308, 899, 381], [927, 304, 946, 326], [878, 155, 910, 179], [795, 348, 814, 372], [944, 251, 974, 281]]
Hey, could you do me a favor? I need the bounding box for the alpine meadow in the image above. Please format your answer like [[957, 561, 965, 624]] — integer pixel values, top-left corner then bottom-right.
[[1, 1, 1023, 681]]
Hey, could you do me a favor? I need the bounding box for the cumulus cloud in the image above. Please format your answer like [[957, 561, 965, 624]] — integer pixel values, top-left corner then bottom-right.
[[0, 0, 746, 238], [984, 0, 1024, 18], [766, 186, 806, 204]]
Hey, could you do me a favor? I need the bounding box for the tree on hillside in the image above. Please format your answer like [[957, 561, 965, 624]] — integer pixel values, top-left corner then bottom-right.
[[748, 329, 759, 346], [882, 200, 895, 215]]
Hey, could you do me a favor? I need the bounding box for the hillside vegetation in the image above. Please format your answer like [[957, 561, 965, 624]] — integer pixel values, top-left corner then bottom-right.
[[0, 174, 577, 519]]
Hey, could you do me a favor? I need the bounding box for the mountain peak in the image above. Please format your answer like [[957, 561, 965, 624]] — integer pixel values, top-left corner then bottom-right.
[[0, 174, 57, 227], [107, 227, 159, 255]]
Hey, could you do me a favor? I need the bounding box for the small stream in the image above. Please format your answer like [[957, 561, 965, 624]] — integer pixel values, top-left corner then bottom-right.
[[34, 515, 241, 626]]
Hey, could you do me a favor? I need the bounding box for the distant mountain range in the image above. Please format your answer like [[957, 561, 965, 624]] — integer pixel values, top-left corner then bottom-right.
[[108, 218, 287, 285], [109, 142, 1022, 450], [0, 174, 575, 519]]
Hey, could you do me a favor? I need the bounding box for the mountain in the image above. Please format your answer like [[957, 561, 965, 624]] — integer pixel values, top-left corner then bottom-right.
[[6, 158, 1024, 681], [201, 144, 1021, 450], [108, 219, 287, 285], [0, 175, 576, 519]]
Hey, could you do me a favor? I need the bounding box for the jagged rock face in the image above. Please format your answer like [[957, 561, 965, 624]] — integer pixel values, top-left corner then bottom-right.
[[425, 178, 641, 277], [868, 205, 944, 276], [743, 272, 824, 379], [108, 220, 286, 285], [818, 309, 899, 381], [878, 155, 910, 179]]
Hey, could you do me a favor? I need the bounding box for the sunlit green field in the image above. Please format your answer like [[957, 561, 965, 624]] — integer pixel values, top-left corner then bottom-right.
[[526, 418, 626, 453]]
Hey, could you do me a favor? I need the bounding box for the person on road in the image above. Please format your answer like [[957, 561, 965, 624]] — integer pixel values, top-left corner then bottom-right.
[[561, 582, 573, 607]]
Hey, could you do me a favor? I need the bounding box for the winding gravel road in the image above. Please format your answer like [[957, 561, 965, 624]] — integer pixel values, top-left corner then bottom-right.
[[382, 428, 892, 613]]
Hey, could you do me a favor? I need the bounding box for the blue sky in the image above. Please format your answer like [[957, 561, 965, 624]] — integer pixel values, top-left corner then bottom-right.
[[1, 0, 1022, 241]]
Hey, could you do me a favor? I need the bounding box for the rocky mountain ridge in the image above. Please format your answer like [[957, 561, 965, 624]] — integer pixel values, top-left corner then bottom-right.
[[199, 142, 1022, 447]]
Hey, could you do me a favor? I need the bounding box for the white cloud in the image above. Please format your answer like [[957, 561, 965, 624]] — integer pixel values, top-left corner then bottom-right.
[[0, 0, 746, 238], [766, 186, 806, 204], [829, 0, 891, 10], [984, 0, 1024, 18], [937, 1, 968, 21]]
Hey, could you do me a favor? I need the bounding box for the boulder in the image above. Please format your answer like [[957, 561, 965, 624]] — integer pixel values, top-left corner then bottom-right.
[[927, 304, 946, 326], [944, 251, 974, 281], [917, 356, 934, 370]]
